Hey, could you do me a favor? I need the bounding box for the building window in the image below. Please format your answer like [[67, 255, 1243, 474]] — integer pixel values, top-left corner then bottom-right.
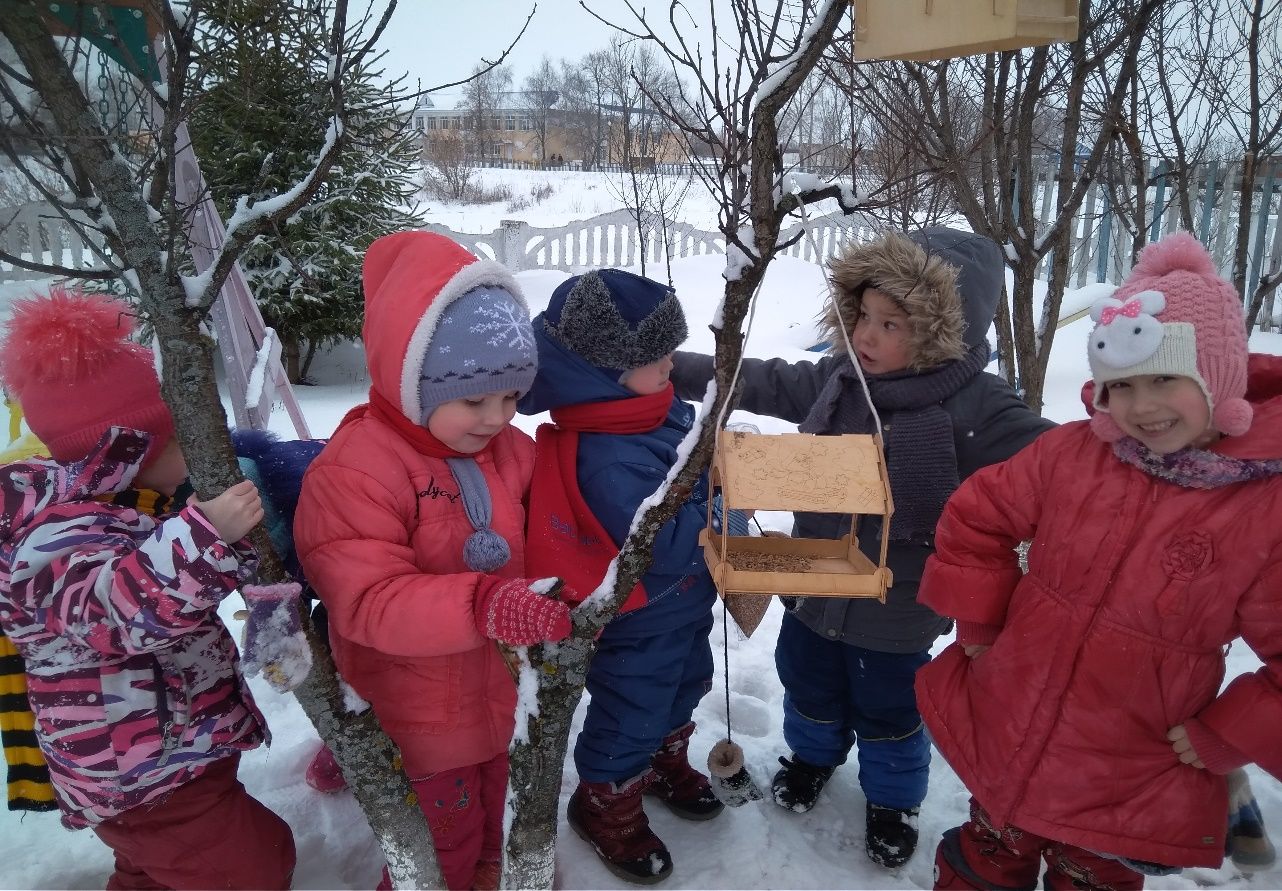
[[454, 116, 463, 130], [490, 115, 501, 130], [505, 114, 516, 131], [428, 117, 437, 130], [518, 116, 531, 130]]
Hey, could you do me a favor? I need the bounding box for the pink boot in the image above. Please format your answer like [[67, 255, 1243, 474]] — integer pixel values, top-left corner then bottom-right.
[[305, 744, 348, 793]]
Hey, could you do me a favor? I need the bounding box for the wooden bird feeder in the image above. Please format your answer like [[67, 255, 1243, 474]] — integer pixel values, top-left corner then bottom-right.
[[852, 0, 1080, 62], [701, 430, 894, 602]]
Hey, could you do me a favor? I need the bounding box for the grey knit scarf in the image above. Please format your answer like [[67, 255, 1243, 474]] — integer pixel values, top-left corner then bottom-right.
[[799, 340, 990, 541], [1112, 437, 1282, 489], [445, 457, 512, 572]]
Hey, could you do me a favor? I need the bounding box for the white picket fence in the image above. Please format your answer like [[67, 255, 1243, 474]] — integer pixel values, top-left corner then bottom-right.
[[421, 208, 879, 273], [0, 202, 106, 280], [4, 161, 1280, 330]]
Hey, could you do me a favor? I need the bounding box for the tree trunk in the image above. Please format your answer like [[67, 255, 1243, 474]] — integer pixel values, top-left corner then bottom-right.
[[300, 338, 320, 383], [283, 333, 303, 385], [1, 7, 443, 888], [502, 3, 850, 885], [1010, 261, 1044, 412]]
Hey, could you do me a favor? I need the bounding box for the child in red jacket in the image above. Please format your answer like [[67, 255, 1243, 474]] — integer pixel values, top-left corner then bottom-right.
[[917, 231, 1282, 890], [294, 232, 574, 891]]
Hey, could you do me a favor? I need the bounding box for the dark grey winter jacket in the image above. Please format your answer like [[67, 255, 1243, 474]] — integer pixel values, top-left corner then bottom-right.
[[671, 350, 1054, 653]]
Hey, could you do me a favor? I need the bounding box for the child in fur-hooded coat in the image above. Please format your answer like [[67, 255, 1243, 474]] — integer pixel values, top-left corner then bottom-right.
[[670, 228, 1055, 868]]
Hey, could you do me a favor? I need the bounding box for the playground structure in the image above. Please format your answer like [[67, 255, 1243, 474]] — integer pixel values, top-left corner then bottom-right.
[[3, 1, 308, 438]]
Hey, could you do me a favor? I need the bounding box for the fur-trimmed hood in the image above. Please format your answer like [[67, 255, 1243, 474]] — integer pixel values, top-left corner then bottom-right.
[[823, 228, 1003, 371]]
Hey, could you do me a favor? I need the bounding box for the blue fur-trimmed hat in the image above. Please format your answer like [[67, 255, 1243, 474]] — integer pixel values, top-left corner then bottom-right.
[[541, 269, 688, 379]]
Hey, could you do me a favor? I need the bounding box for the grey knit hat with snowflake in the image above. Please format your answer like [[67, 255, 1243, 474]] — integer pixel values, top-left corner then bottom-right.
[[542, 269, 689, 379], [418, 285, 538, 419]]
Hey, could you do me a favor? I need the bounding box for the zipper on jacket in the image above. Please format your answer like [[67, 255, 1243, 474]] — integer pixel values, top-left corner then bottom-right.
[[152, 661, 177, 766]]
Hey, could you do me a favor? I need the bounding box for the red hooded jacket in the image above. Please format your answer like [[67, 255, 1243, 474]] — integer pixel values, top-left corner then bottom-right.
[[916, 353, 1282, 868], [294, 234, 534, 777]]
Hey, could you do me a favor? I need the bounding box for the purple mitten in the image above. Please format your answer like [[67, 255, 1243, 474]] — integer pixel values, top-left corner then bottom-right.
[[241, 582, 312, 692]]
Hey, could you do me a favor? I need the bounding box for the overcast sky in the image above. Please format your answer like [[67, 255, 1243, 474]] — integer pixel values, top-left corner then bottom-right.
[[368, 0, 744, 99], [371, 0, 632, 95]]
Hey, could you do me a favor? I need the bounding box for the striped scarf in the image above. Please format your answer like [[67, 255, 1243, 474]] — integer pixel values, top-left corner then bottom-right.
[[0, 635, 54, 811], [1, 484, 172, 811]]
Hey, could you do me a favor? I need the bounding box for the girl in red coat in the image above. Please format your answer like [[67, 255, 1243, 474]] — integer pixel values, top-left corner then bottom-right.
[[917, 231, 1282, 890], [294, 232, 574, 891]]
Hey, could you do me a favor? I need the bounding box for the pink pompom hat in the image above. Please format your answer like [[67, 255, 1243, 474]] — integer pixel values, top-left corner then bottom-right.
[[0, 286, 174, 463], [1086, 231, 1250, 442]]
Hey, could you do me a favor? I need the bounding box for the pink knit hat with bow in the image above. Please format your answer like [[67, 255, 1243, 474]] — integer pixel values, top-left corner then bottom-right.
[[0, 287, 174, 463], [1087, 232, 1250, 442]]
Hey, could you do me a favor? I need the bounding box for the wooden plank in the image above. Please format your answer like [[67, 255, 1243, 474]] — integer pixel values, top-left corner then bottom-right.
[[1212, 161, 1239, 274], [1073, 182, 1095, 287], [1198, 160, 1218, 243], [1149, 159, 1169, 243], [1247, 162, 1278, 300], [1095, 188, 1113, 283], [715, 431, 888, 514]]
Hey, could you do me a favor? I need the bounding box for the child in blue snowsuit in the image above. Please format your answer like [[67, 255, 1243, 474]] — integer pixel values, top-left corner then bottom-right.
[[520, 269, 731, 885], [671, 228, 1055, 870]]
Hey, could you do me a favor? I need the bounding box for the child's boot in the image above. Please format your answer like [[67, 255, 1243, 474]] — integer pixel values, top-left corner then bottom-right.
[[865, 802, 920, 868], [771, 753, 835, 813], [568, 773, 673, 884], [304, 743, 347, 793], [647, 722, 724, 820], [1228, 769, 1277, 870]]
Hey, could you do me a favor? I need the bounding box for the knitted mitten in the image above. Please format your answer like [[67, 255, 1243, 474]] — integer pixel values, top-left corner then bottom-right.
[[474, 577, 572, 646], [240, 582, 312, 692]]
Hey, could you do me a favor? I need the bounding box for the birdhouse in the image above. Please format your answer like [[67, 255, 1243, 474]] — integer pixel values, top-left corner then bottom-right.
[[701, 430, 894, 602], [852, 0, 1079, 61]]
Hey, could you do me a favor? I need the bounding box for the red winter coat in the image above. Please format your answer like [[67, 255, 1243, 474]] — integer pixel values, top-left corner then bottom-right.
[[294, 233, 535, 778], [916, 354, 1282, 868], [294, 419, 532, 777]]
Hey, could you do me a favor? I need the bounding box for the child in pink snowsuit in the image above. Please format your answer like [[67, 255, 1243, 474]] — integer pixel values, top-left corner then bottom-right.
[[0, 289, 294, 890], [918, 232, 1282, 890]]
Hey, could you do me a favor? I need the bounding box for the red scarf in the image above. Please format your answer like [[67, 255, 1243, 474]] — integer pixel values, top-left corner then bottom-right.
[[337, 388, 472, 459], [527, 385, 674, 612]]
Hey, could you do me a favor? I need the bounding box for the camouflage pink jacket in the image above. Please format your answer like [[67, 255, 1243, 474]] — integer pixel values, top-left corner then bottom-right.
[[0, 428, 265, 828]]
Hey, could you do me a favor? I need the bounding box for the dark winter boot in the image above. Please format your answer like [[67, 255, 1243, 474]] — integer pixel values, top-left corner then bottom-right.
[[865, 802, 920, 868], [568, 773, 673, 885], [647, 723, 724, 821], [771, 754, 835, 813]]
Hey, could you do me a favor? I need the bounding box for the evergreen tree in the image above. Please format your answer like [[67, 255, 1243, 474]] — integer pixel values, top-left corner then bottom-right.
[[191, 1, 420, 382]]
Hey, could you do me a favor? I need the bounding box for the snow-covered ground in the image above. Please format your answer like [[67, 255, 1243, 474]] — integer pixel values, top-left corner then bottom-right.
[[2, 177, 1280, 890], [420, 167, 890, 235]]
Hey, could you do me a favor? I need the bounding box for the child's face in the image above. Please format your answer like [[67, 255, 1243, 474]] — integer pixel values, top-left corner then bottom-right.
[[427, 390, 519, 453], [133, 438, 189, 496], [622, 353, 675, 395], [851, 288, 914, 374], [1104, 374, 1218, 454]]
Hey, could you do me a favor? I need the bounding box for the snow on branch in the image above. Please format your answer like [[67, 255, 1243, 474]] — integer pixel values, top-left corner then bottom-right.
[[776, 174, 864, 218], [752, 0, 846, 112], [245, 327, 278, 409], [184, 117, 344, 310]]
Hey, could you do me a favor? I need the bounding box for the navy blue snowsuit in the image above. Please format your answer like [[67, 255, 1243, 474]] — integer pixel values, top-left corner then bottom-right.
[[520, 324, 719, 784]]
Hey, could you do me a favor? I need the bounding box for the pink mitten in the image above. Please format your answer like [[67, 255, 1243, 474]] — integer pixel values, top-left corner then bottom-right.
[[474, 577, 573, 646]]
